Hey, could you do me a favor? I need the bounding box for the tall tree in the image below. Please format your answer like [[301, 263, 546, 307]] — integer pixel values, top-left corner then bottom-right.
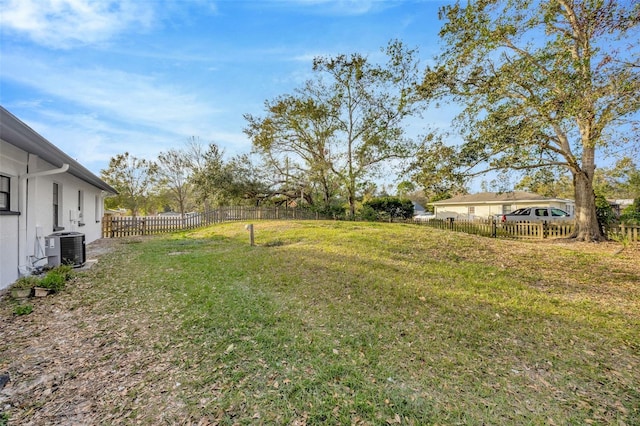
[[190, 143, 229, 207], [245, 94, 337, 210], [157, 148, 193, 216], [100, 152, 159, 217], [246, 40, 426, 218], [420, 0, 640, 241], [190, 144, 270, 206]]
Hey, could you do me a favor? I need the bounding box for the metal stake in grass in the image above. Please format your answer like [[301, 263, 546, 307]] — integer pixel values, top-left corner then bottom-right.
[[245, 224, 255, 246]]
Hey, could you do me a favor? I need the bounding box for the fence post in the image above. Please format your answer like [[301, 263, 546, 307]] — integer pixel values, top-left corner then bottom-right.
[[491, 218, 497, 238], [447, 217, 455, 230], [245, 224, 255, 246]]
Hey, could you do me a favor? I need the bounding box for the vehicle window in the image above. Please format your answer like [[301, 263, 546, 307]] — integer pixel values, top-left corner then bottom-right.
[[535, 209, 548, 216], [551, 208, 568, 216], [516, 208, 530, 215]]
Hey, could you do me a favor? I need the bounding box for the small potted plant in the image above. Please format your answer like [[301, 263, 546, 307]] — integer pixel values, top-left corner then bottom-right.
[[10, 276, 39, 299]]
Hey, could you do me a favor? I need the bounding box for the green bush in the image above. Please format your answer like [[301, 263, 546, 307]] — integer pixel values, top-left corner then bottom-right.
[[39, 270, 67, 292], [358, 205, 379, 221], [311, 203, 347, 220], [595, 194, 616, 227], [620, 198, 640, 225], [362, 197, 414, 221], [55, 264, 74, 281]]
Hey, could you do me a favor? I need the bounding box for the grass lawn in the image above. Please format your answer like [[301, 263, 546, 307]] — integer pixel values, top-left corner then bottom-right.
[[1, 220, 639, 425]]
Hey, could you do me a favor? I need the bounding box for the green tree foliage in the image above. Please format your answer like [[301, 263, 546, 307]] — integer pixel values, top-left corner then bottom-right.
[[191, 144, 270, 207], [246, 40, 426, 218], [593, 157, 640, 200], [157, 148, 193, 216], [190, 143, 231, 207], [100, 152, 159, 216], [245, 94, 338, 210], [362, 196, 414, 222], [620, 198, 640, 225], [595, 193, 616, 229], [410, 135, 469, 200], [515, 168, 574, 199], [419, 0, 640, 241]]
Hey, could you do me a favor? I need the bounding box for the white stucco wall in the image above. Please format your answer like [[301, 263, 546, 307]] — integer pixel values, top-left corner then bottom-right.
[[0, 140, 28, 289], [1, 144, 106, 289]]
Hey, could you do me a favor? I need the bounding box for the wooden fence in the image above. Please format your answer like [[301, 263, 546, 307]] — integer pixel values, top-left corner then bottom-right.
[[607, 223, 640, 242], [102, 207, 325, 238], [409, 218, 640, 241], [102, 208, 639, 242]]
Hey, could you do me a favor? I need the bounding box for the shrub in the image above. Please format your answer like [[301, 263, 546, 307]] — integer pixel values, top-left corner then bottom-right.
[[595, 193, 616, 228], [619, 198, 640, 225], [55, 264, 75, 281], [39, 270, 66, 293], [362, 197, 414, 221], [12, 275, 40, 290]]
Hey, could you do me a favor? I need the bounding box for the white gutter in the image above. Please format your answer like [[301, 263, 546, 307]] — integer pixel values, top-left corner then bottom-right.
[[21, 163, 70, 180], [17, 162, 70, 274]]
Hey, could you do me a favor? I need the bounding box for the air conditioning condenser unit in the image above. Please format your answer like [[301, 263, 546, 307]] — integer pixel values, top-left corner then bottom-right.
[[45, 232, 86, 267]]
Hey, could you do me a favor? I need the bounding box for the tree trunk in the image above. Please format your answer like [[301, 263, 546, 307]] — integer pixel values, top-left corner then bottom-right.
[[571, 170, 604, 241], [348, 193, 356, 219]]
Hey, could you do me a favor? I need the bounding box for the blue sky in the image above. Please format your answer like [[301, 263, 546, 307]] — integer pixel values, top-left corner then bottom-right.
[[1, 0, 454, 185]]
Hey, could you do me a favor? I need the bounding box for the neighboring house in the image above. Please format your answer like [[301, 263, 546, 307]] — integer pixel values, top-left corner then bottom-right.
[[609, 199, 634, 217], [0, 106, 117, 290], [430, 191, 575, 220], [104, 208, 128, 217]]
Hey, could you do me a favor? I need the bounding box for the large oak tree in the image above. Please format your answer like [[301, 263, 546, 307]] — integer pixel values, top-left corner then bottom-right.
[[246, 41, 425, 218], [420, 0, 639, 241]]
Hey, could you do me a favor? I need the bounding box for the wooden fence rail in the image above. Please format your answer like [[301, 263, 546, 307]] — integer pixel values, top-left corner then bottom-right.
[[102, 207, 325, 238], [408, 218, 640, 242], [607, 224, 640, 242], [103, 209, 639, 242]]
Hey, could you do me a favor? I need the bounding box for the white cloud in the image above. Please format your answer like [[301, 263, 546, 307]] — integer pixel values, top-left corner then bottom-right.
[[0, 0, 155, 48], [1, 52, 219, 136], [1, 50, 253, 173]]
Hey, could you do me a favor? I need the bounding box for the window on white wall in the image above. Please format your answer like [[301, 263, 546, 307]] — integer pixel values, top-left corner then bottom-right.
[[53, 182, 62, 231], [78, 190, 84, 223], [95, 195, 101, 222], [0, 175, 10, 211]]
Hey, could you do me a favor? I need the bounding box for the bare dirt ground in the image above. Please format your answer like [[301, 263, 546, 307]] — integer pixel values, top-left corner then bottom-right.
[[0, 238, 192, 425]]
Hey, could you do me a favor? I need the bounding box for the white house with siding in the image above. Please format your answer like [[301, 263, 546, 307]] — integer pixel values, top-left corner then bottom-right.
[[430, 191, 575, 220], [0, 106, 117, 290]]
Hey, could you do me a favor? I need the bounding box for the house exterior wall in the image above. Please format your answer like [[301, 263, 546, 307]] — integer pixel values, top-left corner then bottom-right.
[[434, 200, 574, 220], [0, 140, 27, 289], [0, 141, 106, 289]]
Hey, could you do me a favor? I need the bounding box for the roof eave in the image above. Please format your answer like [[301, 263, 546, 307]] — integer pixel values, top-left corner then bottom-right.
[[0, 106, 118, 194]]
